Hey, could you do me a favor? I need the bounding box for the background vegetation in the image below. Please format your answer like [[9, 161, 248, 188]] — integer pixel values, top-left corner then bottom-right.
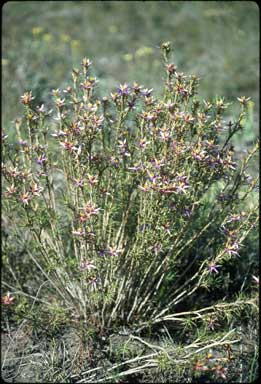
[[2, 1, 259, 147]]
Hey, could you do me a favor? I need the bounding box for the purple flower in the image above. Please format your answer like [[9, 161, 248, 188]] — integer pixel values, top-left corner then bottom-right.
[[30, 183, 43, 196], [127, 99, 136, 110], [2, 292, 15, 305], [237, 96, 251, 105], [192, 148, 207, 161], [227, 214, 242, 223], [207, 155, 223, 169], [207, 317, 220, 330], [81, 77, 97, 90], [208, 263, 221, 274], [159, 183, 176, 195], [150, 158, 165, 169], [138, 138, 150, 149], [221, 225, 237, 239], [20, 91, 34, 105], [142, 111, 157, 122], [5, 184, 17, 197], [55, 98, 66, 108], [162, 223, 171, 234], [86, 174, 99, 185], [18, 140, 27, 147], [109, 156, 120, 167], [53, 112, 68, 121], [175, 174, 189, 194], [8, 167, 20, 178], [98, 249, 106, 257], [132, 81, 142, 94], [140, 88, 153, 97], [107, 246, 121, 257], [81, 57, 92, 68], [80, 260, 96, 271], [51, 130, 68, 138], [89, 277, 98, 290], [60, 141, 77, 152], [118, 139, 130, 156], [128, 162, 143, 172], [72, 228, 86, 237], [91, 114, 104, 128], [19, 192, 31, 205], [36, 104, 45, 113], [149, 176, 158, 184], [81, 202, 101, 217], [176, 83, 188, 97], [166, 63, 177, 74], [151, 243, 162, 255], [73, 178, 84, 188], [37, 170, 48, 177], [242, 172, 252, 185], [36, 155, 47, 165], [159, 130, 171, 142], [213, 365, 228, 380], [175, 173, 187, 182], [215, 124, 224, 132], [182, 208, 192, 218], [225, 242, 240, 257], [224, 159, 236, 170], [147, 172, 160, 184], [117, 83, 130, 97]]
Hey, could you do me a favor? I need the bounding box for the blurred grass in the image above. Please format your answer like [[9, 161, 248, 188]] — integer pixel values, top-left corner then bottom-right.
[[2, 1, 259, 146]]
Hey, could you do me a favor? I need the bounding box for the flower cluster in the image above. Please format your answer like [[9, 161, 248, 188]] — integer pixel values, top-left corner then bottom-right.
[[2, 47, 258, 339], [1, 292, 15, 305], [193, 357, 228, 380]]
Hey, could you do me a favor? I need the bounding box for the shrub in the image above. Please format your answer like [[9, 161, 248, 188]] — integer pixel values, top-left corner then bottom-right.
[[2, 43, 258, 346]]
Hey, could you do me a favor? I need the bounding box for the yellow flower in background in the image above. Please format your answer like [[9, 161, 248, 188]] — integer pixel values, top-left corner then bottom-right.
[[108, 25, 118, 33], [60, 33, 71, 43], [32, 27, 44, 35], [135, 46, 153, 58], [71, 40, 80, 49], [204, 8, 228, 17], [123, 53, 133, 62], [43, 33, 53, 43], [2, 58, 9, 66]]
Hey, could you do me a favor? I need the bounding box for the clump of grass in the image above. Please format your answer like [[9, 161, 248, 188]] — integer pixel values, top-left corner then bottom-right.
[[2, 42, 258, 382]]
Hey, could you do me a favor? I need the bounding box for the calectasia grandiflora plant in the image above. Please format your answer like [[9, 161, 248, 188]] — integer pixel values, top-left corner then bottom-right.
[[2, 43, 258, 334]]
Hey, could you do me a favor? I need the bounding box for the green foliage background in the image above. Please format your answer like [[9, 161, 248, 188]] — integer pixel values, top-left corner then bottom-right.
[[2, 1, 259, 146]]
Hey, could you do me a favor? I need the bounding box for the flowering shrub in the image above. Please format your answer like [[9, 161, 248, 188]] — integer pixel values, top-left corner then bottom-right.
[[2, 43, 258, 343]]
